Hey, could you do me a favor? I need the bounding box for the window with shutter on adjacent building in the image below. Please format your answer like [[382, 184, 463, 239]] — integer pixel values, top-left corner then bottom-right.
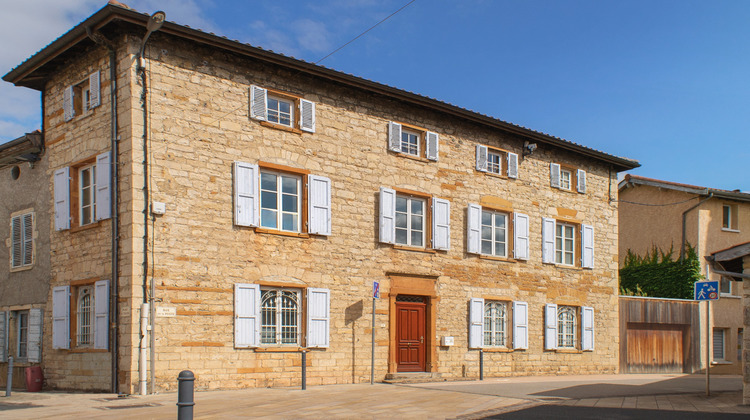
[[10, 211, 34, 269], [249, 85, 316, 133], [0, 309, 42, 363], [379, 187, 450, 251], [387, 121, 439, 162]]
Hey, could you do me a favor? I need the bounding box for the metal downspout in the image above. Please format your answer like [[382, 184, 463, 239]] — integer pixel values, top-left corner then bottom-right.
[[680, 191, 713, 260], [86, 27, 120, 395]]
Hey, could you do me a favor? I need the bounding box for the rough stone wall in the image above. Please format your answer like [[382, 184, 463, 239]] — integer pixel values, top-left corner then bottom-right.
[[136, 34, 622, 391]]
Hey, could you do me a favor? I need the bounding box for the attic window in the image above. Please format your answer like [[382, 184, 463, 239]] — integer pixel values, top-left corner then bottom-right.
[[64, 71, 101, 121]]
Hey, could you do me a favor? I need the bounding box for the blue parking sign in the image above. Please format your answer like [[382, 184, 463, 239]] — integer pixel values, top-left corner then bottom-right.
[[373, 281, 380, 299], [694, 280, 719, 301]]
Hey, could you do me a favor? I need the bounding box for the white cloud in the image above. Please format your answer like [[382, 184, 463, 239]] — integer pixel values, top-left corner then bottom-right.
[[294, 19, 333, 54]]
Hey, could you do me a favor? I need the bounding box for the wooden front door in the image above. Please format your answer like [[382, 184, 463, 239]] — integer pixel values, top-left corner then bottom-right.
[[626, 324, 684, 373], [396, 298, 426, 372]]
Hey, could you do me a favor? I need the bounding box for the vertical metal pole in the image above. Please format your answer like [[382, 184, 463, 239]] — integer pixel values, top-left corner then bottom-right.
[[5, 356, 13, 396], [706, 300, 710, 397], [371, 295, 376, 385], [301, 350, 307, 390], [479, 349, 484, 381], [177, 370, 194, 420]]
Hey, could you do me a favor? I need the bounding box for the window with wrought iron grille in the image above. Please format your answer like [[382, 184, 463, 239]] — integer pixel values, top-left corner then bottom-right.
[[260, 288, 301, 345], [17, 311, 28, 359], [557, 306, 576, 348], [77, 286, 93, 346], [483, 301, 507, 347], [10, 211, 34, 269]]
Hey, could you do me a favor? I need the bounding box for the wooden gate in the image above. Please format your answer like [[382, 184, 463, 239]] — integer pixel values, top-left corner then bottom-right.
[[626, 324, 684, 373]]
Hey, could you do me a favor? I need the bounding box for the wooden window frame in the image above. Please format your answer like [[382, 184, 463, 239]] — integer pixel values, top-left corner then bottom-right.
[[259, 287, 302, 347], [479, 207, 512, 259], [393, 187, 432, 250], [392, 122, 430, 161], [16, 310, 29, 360], [68, 277, 101, 351], [557, 305, 578, 349], [68, 156, 101, 232], [260, 88, 304, 134], [552, 219, 582, 268], [486, 147, 508, 176], [255, 162, 310, 238], [483, 300, 509, 348], [553, 163, 583, 193]]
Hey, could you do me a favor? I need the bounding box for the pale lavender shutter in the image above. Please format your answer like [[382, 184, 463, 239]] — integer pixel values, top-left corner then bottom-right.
[[542, 217, 556, 264], [250, 85, 267, 120], [52, 286, 70, 349], [426, 131, 439, 161], [388, 122, 402, 152], [233, 162, 259, 227], [469, 298, 484, 349], [513, 213, 529, 260], [23, 213, 33, 266], [300, 99, 316, 132], [94, 280, 110, 349], [507, 152, 518, 179], [89, 71, 101, 109], [379, 187, 396, 243], [95, 151, 112, 220], [235, 283, 261, 348], [308, 174, 331, 235], [581, 306, 594, 351], [467, 203, 481, 254], [64, 85, 74, 121], [545, 303, 558, 350], [28, 308, 43, 362], [307, 288, 330, 348], [0, 312, 6, 362], [476, 145, 488, 172], [513, 301, 528, 350], [54, 167, 70, 230], [550, 163, 560, 188], [582, 224, 594, 269], [11, 216, 22, 267], [577, 169, 587, 193], [432, 197, 450, 250]]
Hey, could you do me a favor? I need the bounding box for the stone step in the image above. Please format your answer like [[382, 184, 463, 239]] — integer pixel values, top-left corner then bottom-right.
[[383, 372, 445, 384]]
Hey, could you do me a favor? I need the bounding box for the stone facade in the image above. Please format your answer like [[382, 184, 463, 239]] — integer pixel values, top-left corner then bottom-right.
[[3, 4, 638, 393]]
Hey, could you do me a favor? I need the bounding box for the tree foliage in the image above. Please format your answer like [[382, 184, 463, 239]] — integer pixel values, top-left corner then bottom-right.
[[619, 244, 703, 299]]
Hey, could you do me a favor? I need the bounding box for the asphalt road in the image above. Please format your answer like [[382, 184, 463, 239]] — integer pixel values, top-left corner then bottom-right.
[[487, 404, 750, 419]]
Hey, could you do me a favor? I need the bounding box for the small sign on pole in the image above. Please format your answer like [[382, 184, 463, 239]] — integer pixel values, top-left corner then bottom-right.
[[373, 281, 380, 299], [694, 280, 719, 301]]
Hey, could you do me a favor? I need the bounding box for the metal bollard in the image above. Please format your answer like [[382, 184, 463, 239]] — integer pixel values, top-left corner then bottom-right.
[[479, 349, 484, 381], [301, 350, 307, 390], [5, 356, 13, 396], [177, 370, 195, 420]]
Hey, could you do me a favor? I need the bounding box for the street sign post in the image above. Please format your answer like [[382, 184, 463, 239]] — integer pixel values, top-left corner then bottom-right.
[[371, 281, 379, 385], [694, 280, 719, 397]]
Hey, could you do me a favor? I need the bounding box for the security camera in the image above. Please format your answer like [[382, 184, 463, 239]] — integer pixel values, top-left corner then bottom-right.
[[523, 141, 537, 156]]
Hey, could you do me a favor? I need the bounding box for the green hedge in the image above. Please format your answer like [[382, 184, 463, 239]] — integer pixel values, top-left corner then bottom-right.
[[619, 245, 703, 299]]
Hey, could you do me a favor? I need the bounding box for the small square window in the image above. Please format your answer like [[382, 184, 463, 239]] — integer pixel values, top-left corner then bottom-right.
[[388, 122, 438, 161], [400, 129, 420, 156], [486, 150, 503, 174], [267, 95, 294, 127], [559, 169, 572, 190]]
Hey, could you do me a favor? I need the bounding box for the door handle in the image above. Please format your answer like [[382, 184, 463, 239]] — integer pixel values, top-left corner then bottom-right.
[[420, 336, 424, 344]]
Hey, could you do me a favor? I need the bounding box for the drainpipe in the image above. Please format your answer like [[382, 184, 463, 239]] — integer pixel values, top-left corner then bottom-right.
[[86, 26, 120, 395], [680, 191, 712, 261], [137, 11, 166, 396]]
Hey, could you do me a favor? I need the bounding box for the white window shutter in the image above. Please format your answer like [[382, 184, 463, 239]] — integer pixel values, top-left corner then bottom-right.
[[52, 286, 70, 349], [467, 203, 481, 254], [308, 174, 331, 236], [475, 145, 488, 172], [233, 161, 259, 227], [11, 216, 22, 268], [513, 212, 530, 260], [64, 85, 74, 121], [545, 303, 558, 350], [513, 301, 528, 350], [581, 224, 594, 269], [432, 197, 450, 250], [28, 308, 43, 363], [469, 298, 484, 349], [250, 85, 267, 120], [507, 152, 518, 179], [581, 306, 594, 351], [542, 217, 556, 264], [235, 283, 261, 348], [89, 71, 101, 109], [388, 122, 401, 152], [550, 163, 560, 188], [0, 311, 6, 362], [426, 131, 439, 161], [379, 187, 396, 244], [23, 213, 33, 266], [95, 151, 112, 221], [577, 169, 587, 193], [94, 280, 110, 350], [307, 288, 330, 348], [300, 99, 316, 133], [54, 167, 70, 230]]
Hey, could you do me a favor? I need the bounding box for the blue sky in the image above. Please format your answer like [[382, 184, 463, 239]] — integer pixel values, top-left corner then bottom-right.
[[1, 0, 748, 191]]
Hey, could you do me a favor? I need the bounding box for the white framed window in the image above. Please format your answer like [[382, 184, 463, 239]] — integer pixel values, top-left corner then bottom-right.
[[79, 164, 97, 226], [395, 195, 425, 247], [400, 128, 420, 156], [720, 277, 732, 296], [17, 311, 28, 359], [261, 288, 301, 346], [249, 85, 316, 132], [559, 169, 572, 190], [713, 328, 725, 361], [550, 163, 586, 193], [486, 150, 502, 174], [557, 306, 577, 349], [722, 204, 739, 231], [77, 286, 93, 346], [475, 145, 518, 179], [483, 301, 507, 347], [10, 211, 34, 268], [259, 170, 301, 232], [387, 122, 439, 161], [481, 210, 508, 257], [555, 222, 575, 266], [267, 95, 294, 127]]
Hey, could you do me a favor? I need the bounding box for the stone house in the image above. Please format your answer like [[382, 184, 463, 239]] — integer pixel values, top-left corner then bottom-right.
[[619, 174, 750, 375], [0, 132, 49, 388], [2, 3, 638, 393]]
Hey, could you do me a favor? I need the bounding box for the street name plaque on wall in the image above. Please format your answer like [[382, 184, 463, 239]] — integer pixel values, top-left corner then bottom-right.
[[156, 306, 177, 317]]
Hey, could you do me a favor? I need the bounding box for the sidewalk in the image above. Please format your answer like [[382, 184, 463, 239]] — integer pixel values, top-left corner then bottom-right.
[[0, 374, 748, 419]]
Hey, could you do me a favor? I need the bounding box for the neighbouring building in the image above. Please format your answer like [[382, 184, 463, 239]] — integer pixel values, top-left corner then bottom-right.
[[0, 132, 49, 388], [1, 3, 638, 393], [619, 174, 749, 375]]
